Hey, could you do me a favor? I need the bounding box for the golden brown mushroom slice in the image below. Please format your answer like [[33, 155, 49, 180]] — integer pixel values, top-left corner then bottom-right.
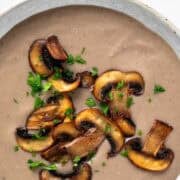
[[71, 163, 92, 180], [39, 170, 60, 180], [52, 122, 80, 142], [26, 105, 61, 130], [75, 109, 124, 156], [29, 39, 53, 77], [108, 88, 136, 137], [46, 94, 74, 119], [65, 128, 104, 158], [42, 128, 104, 161], [16, 128, 54, 152], [48, 76, 80, 93], [93, 70, 144, 102], [142, 120, 173, 156], [46, 35, 68, 61], [125, 138, 174, 172]]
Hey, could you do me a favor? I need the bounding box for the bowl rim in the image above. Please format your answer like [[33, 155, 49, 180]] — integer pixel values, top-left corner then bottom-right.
[[0, 0, 180, 57]]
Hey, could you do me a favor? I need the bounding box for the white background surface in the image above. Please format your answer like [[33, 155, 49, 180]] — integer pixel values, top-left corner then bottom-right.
[[0, 0, 180, 29], [0, 0, 179, 179]]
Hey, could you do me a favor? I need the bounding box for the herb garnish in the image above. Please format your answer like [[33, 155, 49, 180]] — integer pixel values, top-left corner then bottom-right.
[[126, 96, 134, 108], [27, 72, 43, 96], [91, 67, 98, 77], [118, 92, 124, 100], [102, 162, 106, 167], [85, 97, 96, 107], [13, 98, 19, 104], [53, 67, 62, 80], [53, 119, 61, 125], [14, 145, 19, 152], [154, 84, 166, 94], [108, 91, 113, 101], [87, 151, 96, 162], [27, 159, 57, 171], [34, 96, 44, 109], [64, 108, 74, 120], [67, 51, 86, 65], [73, 156, 81, 167], [104, 124, 111, 134], [99, 102, 109, 116], [120, 150, 129, 158], [42, 82, 52, 92], [137, 129, 143, 136], [116, 80, 125, 90]]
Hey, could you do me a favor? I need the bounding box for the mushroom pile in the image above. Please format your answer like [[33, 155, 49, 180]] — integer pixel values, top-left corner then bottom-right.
[[15, 35, 174, 180]]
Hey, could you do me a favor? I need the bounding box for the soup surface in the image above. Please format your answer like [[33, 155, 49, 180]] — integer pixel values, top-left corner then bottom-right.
[[0, 6, 179, 180]]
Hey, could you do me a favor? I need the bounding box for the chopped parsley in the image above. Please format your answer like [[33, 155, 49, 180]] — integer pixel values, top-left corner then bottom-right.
[[85, 97, 96, 107], [73, 156, 81, 167], [42, 82, 52, 92], [14, 145, 19, 152], [53, 67, 62, 80], [120, 150, 128, 158], [67, 53, 86, 65], [13, 98, 19, 104], [126, 96, 134, 108], [91, 67, 98, 77], [116, 80, 125, 90], [81, 47, 86, 54], [34, 96, 44, 109], [104, 124, 111, 134], [118, 92, 124, 100], [62, 69, 74, 80], [27, 159, 57, 171], [99, 102, 109, 116], [148, 97, 152, 103], [154, 84, 166, 94], [87, 151, 96, 161], [108, 91, 113, 101], [102, 162, 106, 167], [137, 129, 143, 136], [64, 108, 74, 120], [27, 72, 43, 96], [53, 119, 61, 125]]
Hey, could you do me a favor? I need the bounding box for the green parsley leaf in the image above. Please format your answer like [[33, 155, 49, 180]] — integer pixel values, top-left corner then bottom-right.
[[148, 97, 152, 103], [62, 69, 74, 80], [13, 98, 19, 104], [27, 159, 57, 171], [104, 124, 111, 134], [85, 97, 96, 107], [116, 80, 125, 90], [87, 151, 96, 161], [42, 82, 52, 92], [81, 47, 86, 54], [137, 129, 143, 136], [73, 156, 81, 167], [14, 145, 19, 152], [154, 84, 166, 94], [53, 67, 62, 80], [120, 150, 128, 158], [53, 119, 61, 125], [118, 92, 124, 100], [34, 96, 44, 109], [75, 55, 86, 64], [67, 54, 75, 65], [64, 108, 74, 120], [126, 96, 134, 108], [102, 162, 106, 167], [27, 72, 43, 96], [108, 91, 113, 101], [91, 67, 98, 77], [99, 102, 109, 116]]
